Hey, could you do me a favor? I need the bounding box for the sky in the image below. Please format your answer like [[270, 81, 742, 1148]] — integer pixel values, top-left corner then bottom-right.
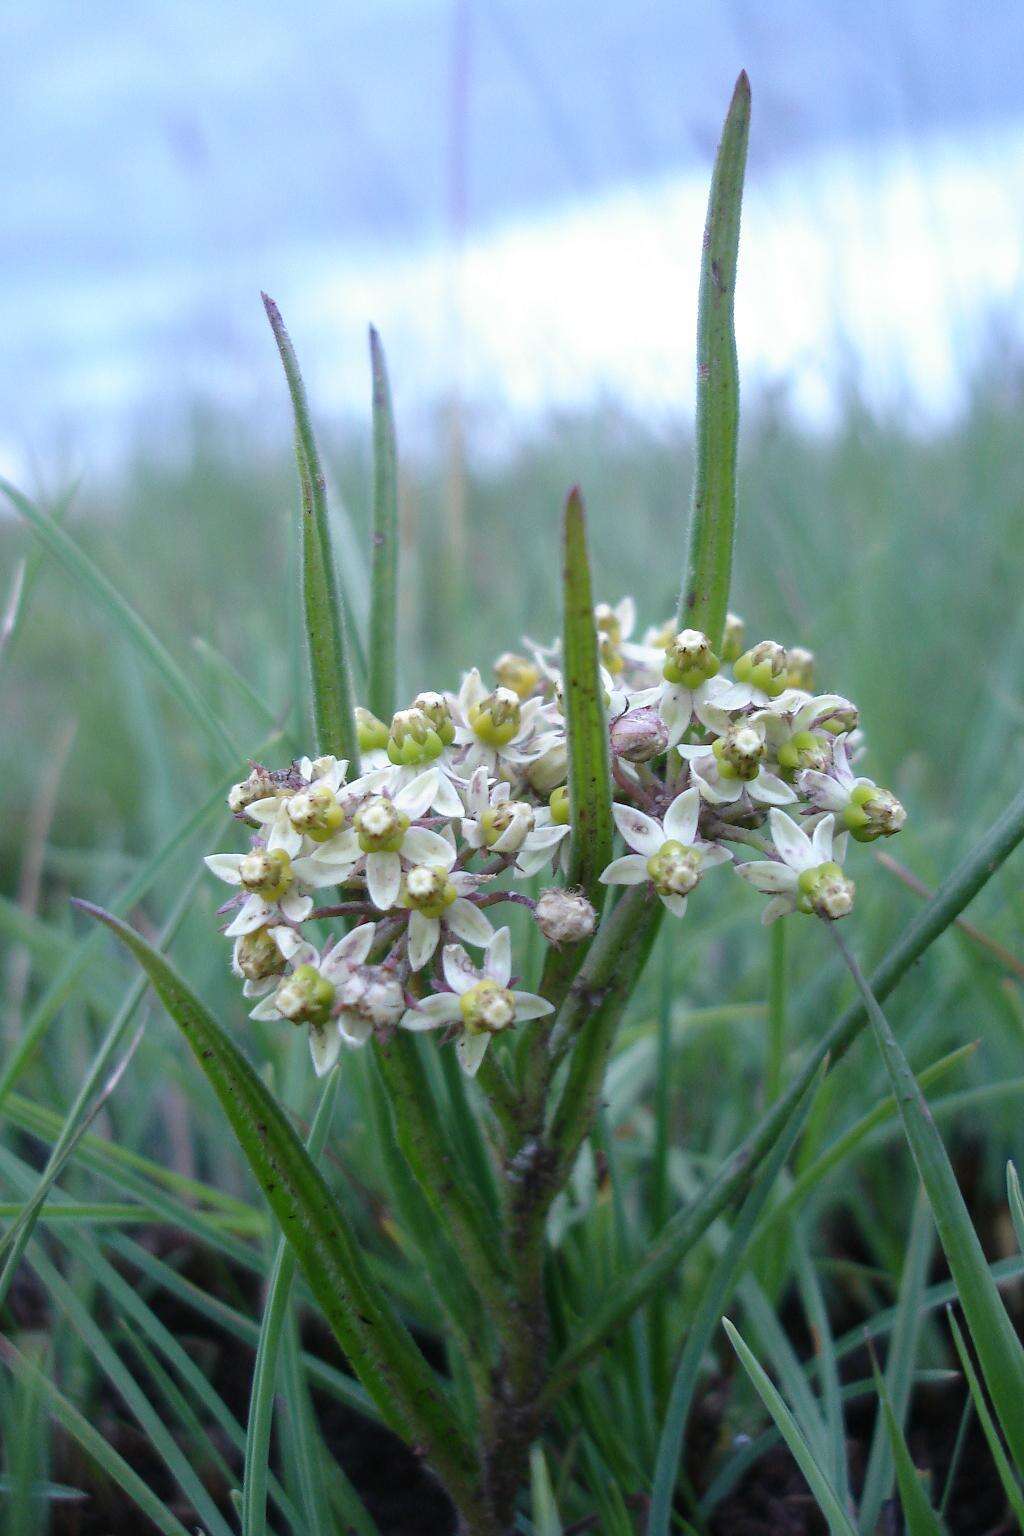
[[2, 1, 1024, 477]]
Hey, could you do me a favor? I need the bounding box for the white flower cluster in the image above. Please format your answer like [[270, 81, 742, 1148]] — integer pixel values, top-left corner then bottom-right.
[[205, 601, 905, 1077]]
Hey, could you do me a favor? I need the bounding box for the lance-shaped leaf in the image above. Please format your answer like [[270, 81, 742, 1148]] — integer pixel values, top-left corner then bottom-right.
[[677, 70, 750, 650], [368, 325, 399, 722], [562, 486, 613, 906], [870, 1357, 944, 1536], [834, 927, 1024, 1473], [262, 293, 360, 769], [74, 901, 484, 1516]]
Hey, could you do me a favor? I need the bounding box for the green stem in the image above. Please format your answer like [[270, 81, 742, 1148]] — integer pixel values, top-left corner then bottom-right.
[[368, 326, 399, 721], [766, 920, 787, 1105]]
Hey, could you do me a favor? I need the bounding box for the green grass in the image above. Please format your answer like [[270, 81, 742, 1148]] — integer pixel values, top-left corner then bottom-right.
[[3, 352, 1024, 1531]]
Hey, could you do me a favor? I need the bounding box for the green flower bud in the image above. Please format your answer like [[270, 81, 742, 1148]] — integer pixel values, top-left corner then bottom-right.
[[663, 628, 720, 689], [402, 864, 457, 919], [412, 691, 456, 746], [776, 729, 830, 778], [733, 640, 789, 698], [712, 723, 765, 781], [722, 611, 745, 663], [468, 687, 521, 747], [481, 799, 535, 851], [287, 783, 345, 842], [494, 652, 540, 700], [355, 707, 390, 753], [813, 700, 860, 736], [238, 847, 293, 901], [273, 963, 335, 1026], [646, 840, 703, 897], [234, 926, 286, 982], [355, 797, 410, 854], [796, 861, 855, 920], [387, 707, 445, 766], [459, 979, 517, 1035], [549, 786, 571, 825], [786, 646, 815, 690], [843, 785, 906, 843]]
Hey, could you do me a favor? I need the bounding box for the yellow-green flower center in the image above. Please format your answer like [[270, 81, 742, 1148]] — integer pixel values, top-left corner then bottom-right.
[[468, 688, 521, 747], [459, 979, 517, 1035], [646, 840, 702, 896], [239, 847, 293, 901], [494, 652, 539, 699], [843, 785, 906, 842], [777, 730, 829, 778], [662, 628, 720, 689], [287, 784, 345, 842], [713, 724, 765, 781], [733, 640, 788, 698], [355, 797, 410, 853], [387, 707, 445, 766], [355, 707, 390, 753], [796, 861, 855, 919], [274, 963, 336, 1026], [549, 786, 571, 825], [412, 691, 456, 746], [480, 800, 534, 850], [402, 865, 457, 918], [235, 926, 285, 982]]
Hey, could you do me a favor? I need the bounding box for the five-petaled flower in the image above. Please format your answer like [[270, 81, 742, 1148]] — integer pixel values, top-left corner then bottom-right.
[[600, 786, 730, 917]]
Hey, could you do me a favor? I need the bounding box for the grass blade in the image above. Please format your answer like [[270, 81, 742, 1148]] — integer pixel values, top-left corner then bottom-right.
[[262, 293, 360, 767], [562, 485, 614, 907], [870, 1358, 944, 1535], [76, 900, 484, 1516], [723, 1319, 858, 1536], [0, 476, 237, 766], [368, 325, 399, 720], [1007, 1161, 1024, 1254], [647, 1061, 823, 1534], [833, 928, 1024, 1471], [677, 70, 750, 648], [530, 1444, 564, 1536], [945, 1308, 1024, 1523]]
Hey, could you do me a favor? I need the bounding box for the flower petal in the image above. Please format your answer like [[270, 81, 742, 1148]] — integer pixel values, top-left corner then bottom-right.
[[249, 994, 282, 1021], [402, 827, 457, 868], [337, 1011, 374, 1047], [762, 894, 794, 925], [446, 898, 493, 947], [395, 769, 439, 820], [662, 787, 700, 845], [309, 1024, 342, 1077], [400, 994, 461, 1030], [455, 1031, 490, 1077], [442, 944, 479, 995], [611, 804, 663, 858], [407, 910, 440, 972], [659, 892, 688, 918], [280, 891, 313, 923], [334, 921, 377, 967], [748, 771, 798, 807], [224, 895, 272, 936], [510, 990, 555, 1022], [810, 813, 836, 864], [735, 860, 797, 894], [204, 854, 244, 885], [430, 773, 465, 818], [483, 928, 512, 988], [768, 808, 813, 871], [365, 851, 402, 911], [599, 853, 650, 886]]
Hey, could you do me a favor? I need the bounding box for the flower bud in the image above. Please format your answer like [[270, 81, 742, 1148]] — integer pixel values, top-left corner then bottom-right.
[[494, 652, 540, 700], [459, 979, 517, 1035], [337, 965, 405, 1030], [402, 864, 457, 918], [228, 767, 279, 815], [786, 647, 815, 690], [238, 847, 293, 901], [412, 691, 456, 746], [526, 741, 568, 795], [776, 730, 830, 778], [274, 963, 335, 1026], [355, 707, 390, 753], [712, 723, 765, 781], [481, 799, 535, 852], [811, 699, 860, 736], [535, 887, 596, 946], [797, 862, 855, 920], [722, 611, 745, 663], [610, 706, 668, 763], [233, 927, 286, 983], [355, 797, 409, 854], [663, 629, 720, 689], [549, 786, 571, 826], [733, 640, 789, 698], [388, 707, 445, 766], [287, 783, 345, 842], [646, 841, 703, 897], [468, 688, 522, 747], [843, 785, 906, 843]]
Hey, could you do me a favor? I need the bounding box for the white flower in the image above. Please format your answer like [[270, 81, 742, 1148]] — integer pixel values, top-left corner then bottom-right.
[[450, 668, 560, 778], [249, 923, 378, 1075], [355, 759, 466, 819], [735, 809, 853, 924], [678, 721, 796, 808], [245, 757, 349, 857], [599, 787, 730, 917], [401, 864, 494, 972], [514, 804, 572, 877], [459, 769, 570, 877], [397, 928, 554, 1076], [204, 843, 339, 935], [798, 734, 906, 842]]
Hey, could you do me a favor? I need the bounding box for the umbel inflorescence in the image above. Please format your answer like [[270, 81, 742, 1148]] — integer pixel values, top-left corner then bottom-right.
[[206, 603, 905, 1078]]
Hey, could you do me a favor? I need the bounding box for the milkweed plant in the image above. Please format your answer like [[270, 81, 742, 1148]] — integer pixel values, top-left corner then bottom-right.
[[68, 72, 1024, 1536]]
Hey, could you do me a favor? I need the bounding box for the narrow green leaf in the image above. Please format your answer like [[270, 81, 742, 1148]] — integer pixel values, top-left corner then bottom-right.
[[723, 1319, 858, 1536], [562, 485, 614, 906], [677, 71, 750, 648], [793, 1230, 849, 1512], [647, 1062, 823, 1535], [279, 1310, 335, 1536], [834, 928, 1024, 1471], [530, 1444, 564, 1536], [0, 1337, 192, 1536], [76, 901, 484, 1516], [945, 1308, 1024, 1522], [262, 293, 360, 768], [368, 325, 399, 720], [0, 476, 237, 766], [870, 1359, 944, 1536], [1007, 1162, 1024, 1255]]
